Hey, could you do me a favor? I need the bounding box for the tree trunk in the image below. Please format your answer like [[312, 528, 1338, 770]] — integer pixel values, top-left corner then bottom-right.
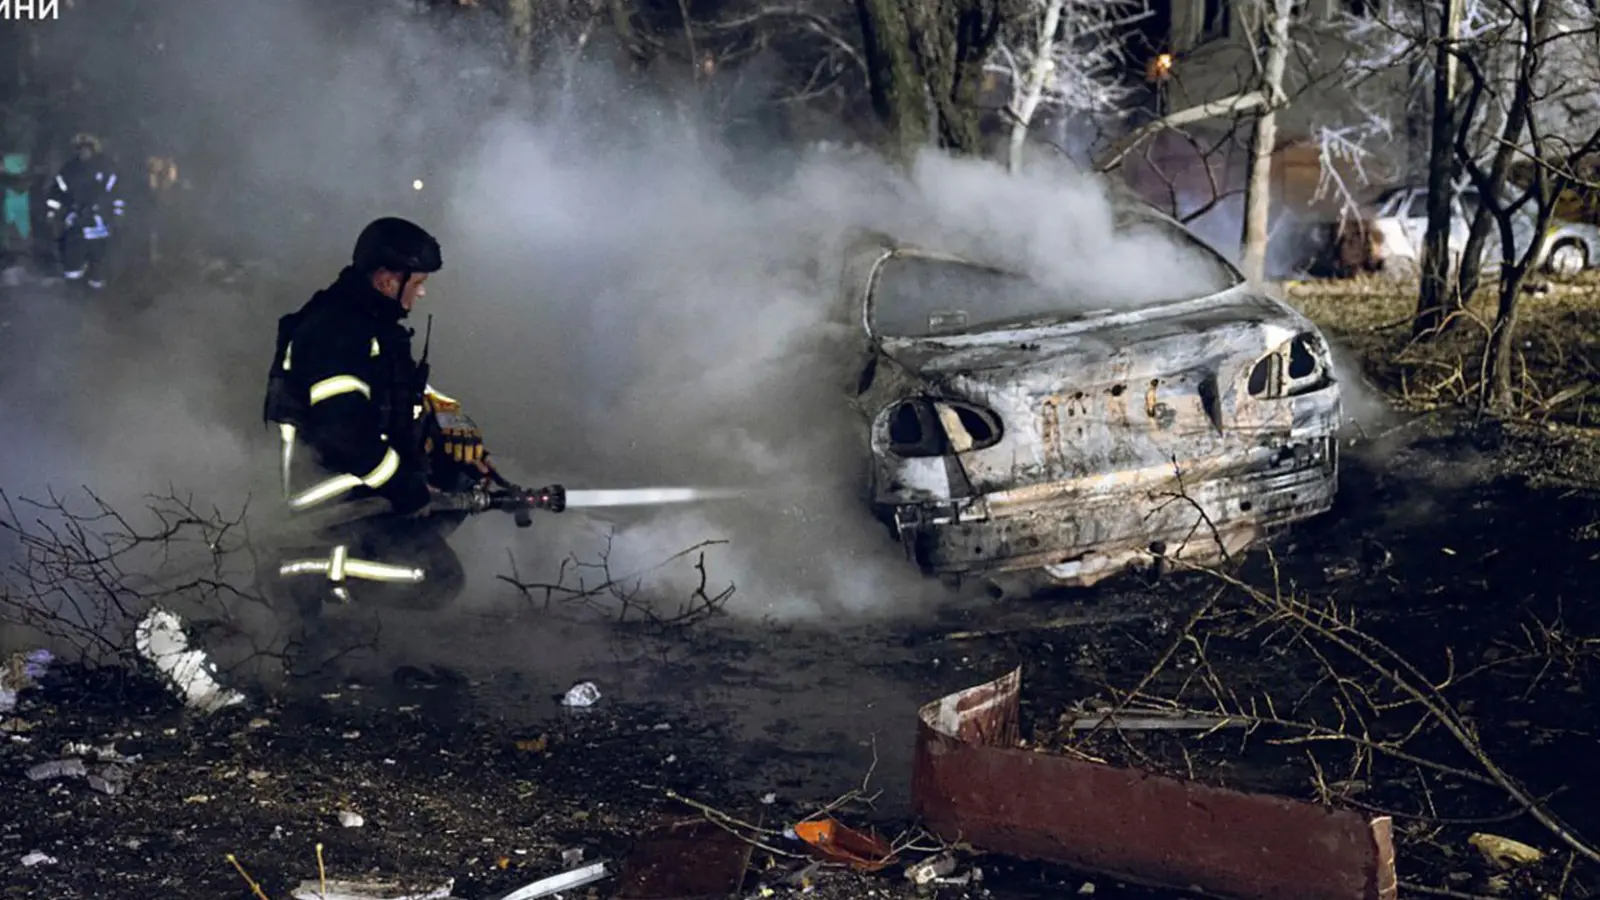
[[1239, 0, 1293, 285], [1450, 0, 1546, 329], [1478, 0, 1556, 413], [1482, 263, 1525, 413], [507, 0, 534, 71], [1007, 0, 1068, 174], [929, 0, 1001, 157], [1415, 0, 1464, 337], [856, 0, 1001, 164], [855, 0, 932, 166]]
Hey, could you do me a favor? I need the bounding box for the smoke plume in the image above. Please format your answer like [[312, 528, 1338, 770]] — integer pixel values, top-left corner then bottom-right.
[[1, 0, 1251, 630]]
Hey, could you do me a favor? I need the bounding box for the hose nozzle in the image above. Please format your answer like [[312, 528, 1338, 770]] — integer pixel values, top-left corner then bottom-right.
[[530, 484, 566, 513]]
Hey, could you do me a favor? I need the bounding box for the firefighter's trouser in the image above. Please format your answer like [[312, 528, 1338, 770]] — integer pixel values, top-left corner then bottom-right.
[[271, 510, 467, 617], [61, 231, 113, 289]]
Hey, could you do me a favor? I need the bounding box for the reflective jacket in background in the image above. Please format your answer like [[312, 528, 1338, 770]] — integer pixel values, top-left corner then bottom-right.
[[44, 154, 125, 237], [264, 267, 433, 515]]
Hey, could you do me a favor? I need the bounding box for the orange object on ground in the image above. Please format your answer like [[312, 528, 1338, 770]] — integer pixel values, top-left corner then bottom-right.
[[791, 818, 897, 871]]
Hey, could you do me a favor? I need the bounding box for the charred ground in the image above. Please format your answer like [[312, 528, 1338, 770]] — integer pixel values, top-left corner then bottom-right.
[[1, 275, 1598, 899]]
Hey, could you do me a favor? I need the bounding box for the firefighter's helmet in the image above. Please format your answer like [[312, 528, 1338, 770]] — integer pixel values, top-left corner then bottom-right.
[[70, 133, 102, 154], [352, 217, 443, 276]]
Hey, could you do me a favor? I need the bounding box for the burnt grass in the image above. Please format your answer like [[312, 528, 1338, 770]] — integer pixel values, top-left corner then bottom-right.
[[3, 297, 1600, 896]]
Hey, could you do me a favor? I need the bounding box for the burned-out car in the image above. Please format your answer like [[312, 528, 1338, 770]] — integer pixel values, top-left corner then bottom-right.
[[838, 208, 1343, 592]]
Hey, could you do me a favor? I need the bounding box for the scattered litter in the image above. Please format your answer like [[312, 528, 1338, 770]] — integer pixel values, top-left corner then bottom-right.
[[26, 743, 139, 794], [1079, 883, 1096, 894], [21, 851, 56, 867], [26, 758, 87, 781], [904, 852, 980, 887], [616, 819, 752, 899], [88, 764, 131, 796], [786, 861, 822, 888], [791, 818, 897, 872], [289, 877, 454, 900], [1469, 833, 1544, 870], [760, 792, 777, 805], [905, 852, 957, 885], [561, 847, 584, 866], [0, 649, 53, 712], [338, 810, 366, 828], [935, 866, 982, 886], [134, 607, 247, 714], [490, 861, 609, 900], [61, 741, 140, 763], [561, 682, 601, 708]]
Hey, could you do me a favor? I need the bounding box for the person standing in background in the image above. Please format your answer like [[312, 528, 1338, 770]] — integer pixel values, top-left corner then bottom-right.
[[44, 133, 125, 290]]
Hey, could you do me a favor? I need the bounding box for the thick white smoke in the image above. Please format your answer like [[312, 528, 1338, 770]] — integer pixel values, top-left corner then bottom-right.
[[0, 0, 1246, 634], [427, 122, 1237, 620]]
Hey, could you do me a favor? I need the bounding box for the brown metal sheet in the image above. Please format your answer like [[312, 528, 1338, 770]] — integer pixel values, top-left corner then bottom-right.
[[911, 668, 1398, 900], [615, 818, 752, 899]]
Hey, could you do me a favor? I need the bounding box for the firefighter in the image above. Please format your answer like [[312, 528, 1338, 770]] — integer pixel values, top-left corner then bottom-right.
[[44, 133, 125, 289], [262, 216, 501, 627]]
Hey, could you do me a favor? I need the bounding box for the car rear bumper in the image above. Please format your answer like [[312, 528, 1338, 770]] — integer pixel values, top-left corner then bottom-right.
[[894, 436, 1338, 587]]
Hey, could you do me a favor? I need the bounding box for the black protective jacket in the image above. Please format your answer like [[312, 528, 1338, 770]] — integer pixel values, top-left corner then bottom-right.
[[265, 267, 433, 514], [45, 154, 126, 236]]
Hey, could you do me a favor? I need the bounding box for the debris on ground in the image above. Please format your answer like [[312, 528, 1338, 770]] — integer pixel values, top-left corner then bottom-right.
[[561, 681, 601, 708], [133, 606, 247, 713], [904, 852, 958, 885], [287, 877, 455, 900], [912, 668, 1398, 900], [24, 752, 133, 795], [25, 758, 88, 781], [2, 407, 1597, 900], [489, 861, 608, 899], [791, 818, 897, 872], [1468, 833, 1544, 870], [21, 851, 56, 867]]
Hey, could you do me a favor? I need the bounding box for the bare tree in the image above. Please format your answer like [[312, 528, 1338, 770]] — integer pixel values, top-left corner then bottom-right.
[[988, 0, 1149, 173], [1416, 0, 1466, 335], [1455, 0, 1600, 411], [1090, 0, 1360, 278], [1239, 0, 1296, 284], [1331, 0, 1600, 411]]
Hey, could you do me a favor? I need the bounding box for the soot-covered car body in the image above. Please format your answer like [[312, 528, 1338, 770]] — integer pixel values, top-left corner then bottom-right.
[[838, 207, 1343, 591]]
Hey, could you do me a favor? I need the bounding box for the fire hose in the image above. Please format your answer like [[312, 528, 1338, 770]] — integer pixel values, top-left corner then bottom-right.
[[283, 476, 743, 533], [440, 473, 566, 527]]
